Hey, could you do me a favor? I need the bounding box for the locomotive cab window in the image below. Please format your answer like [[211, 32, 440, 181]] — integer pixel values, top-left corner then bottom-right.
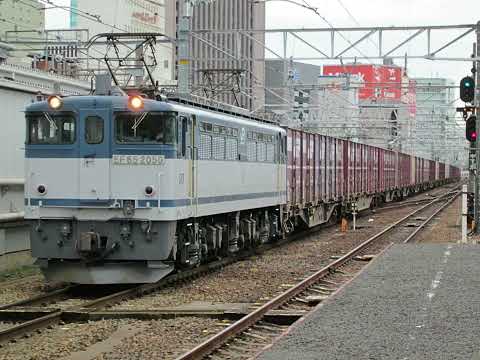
[[115, 112, 177, 144], [26, 112, 76, 145], [85, 116, 104, 144]]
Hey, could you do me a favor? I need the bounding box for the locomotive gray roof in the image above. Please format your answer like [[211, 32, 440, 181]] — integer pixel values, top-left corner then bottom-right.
[[26, 96, 285, 134]]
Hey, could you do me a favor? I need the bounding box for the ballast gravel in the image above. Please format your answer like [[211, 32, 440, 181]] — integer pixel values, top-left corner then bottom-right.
[[0, 320, 126, 360], [92, 317, 224, 360], [0, 275, 55, 306], [0, 322, 17, 332], [415, 196, 461, 243]]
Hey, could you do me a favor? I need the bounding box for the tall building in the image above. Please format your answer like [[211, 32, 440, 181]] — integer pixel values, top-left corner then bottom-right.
[[414, 78, 464, 166], [70, 0, 175, 84], [69, 0, 265, 110], [0, 0, 45, 63], [177, 0, 266, 111], [0, 0, 44, 40]]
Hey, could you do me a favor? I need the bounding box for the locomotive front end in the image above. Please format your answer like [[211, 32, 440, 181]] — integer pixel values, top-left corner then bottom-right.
[[24, 95, 180, 284]]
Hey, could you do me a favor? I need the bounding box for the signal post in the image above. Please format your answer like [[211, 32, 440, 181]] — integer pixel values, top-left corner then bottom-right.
[[476, 21, 480, 233]]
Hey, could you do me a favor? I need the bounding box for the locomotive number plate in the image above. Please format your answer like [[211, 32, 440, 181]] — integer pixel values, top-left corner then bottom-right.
[[112, 155, 166, 166]]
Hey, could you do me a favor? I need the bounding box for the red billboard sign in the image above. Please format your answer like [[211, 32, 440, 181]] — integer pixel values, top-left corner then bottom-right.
[[323, 64, 403, 101], [381, 66, 402, 100]]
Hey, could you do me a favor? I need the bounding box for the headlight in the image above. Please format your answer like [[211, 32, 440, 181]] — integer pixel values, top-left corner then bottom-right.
[[128, 95, 144, 110], [48, 95, 62, 110]]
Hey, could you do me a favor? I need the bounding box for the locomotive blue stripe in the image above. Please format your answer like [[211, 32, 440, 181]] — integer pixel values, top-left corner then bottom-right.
[[26, 191, 286, 208], [25, 147, 178, 159]]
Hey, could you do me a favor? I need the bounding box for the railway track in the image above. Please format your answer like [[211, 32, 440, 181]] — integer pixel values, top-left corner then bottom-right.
[[0, 184, 460, 347], [175, 187, 461, 360]]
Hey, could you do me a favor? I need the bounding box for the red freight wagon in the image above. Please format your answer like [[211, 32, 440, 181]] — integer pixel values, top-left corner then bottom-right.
[[397, 153, 411, 189], [415, 157, 422, 184], [362, 144, 369, 193], [372, 146, 379, 193], [423, 159, 430, 183], [287, 129, 299, 206], [326, 136, 335, 200], [303, 132, 313, 204], [287, 129, 312, 206], [287, 128, 458, 212], [336, 139, 344, 199], [343, 141, 375, 198], [428, 160, 435, 182], [385, 150, 396, 190], [378, 149, 385, 192], [450, 165, 460, 179], [345, 141, 354, 196], [288, 130, 344, 208], [356, 143, 364, 194], [439, 163, 445, 180], [315, 134, 326, 202], [365, 145, 377, 194]]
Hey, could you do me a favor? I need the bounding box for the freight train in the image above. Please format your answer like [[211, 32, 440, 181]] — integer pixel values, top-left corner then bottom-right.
[[24, 93, 460, 284]]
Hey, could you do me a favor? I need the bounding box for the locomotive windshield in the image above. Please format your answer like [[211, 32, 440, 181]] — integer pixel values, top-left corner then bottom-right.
[[26, 112, 76, 145], [115, 111, 177, 145]]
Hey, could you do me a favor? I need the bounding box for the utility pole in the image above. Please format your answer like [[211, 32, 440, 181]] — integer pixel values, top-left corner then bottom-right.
[[177, 1, 192, 97], [475, 21, 480, 233]]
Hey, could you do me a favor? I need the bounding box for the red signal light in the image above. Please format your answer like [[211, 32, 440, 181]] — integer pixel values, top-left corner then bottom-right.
[[466, 116, 477, 142]]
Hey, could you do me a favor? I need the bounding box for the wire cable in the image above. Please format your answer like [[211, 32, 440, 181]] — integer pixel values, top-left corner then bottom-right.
[[297, 0, 373, 61], [335, 0, 379, 50]]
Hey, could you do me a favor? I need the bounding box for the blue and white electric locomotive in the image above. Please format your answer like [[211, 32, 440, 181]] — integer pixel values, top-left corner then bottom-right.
[[25, 93, 287, 284]]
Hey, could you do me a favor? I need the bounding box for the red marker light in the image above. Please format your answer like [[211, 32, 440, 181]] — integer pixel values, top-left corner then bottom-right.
[[472, 132, 477, 141]]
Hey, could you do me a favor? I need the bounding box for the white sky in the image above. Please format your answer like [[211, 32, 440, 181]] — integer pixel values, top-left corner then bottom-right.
[[45, 0, 480, 81]]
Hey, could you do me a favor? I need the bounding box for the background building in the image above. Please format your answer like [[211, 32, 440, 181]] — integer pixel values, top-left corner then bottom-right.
[[181, 0, 266, 111], [0, 0, 44, 40], [323, 63, 416, 153], [414, 77, 465, 166], [307, 75, 363, 141], [265, 60, 321, 124], [0, 0, 45, 63], [70, 0, 174, 85], [69, 0, 266, 111]]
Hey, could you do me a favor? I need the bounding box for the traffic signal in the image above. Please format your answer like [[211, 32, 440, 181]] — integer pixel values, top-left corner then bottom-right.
[[466, 115, 477, 142], [460, 76, 475, 103]]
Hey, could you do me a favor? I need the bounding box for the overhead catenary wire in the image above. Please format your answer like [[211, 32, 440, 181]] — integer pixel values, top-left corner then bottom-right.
[[334, 0, 379, 50], [297, 0, 373, 61]]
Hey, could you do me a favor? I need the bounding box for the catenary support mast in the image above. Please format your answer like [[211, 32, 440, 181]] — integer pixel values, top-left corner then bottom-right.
[[475, 21, 480, 233]]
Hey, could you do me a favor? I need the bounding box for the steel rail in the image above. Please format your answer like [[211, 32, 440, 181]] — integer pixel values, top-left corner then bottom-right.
[[0, 285, 76, 311], [403, 190, 461, 244], [0, 248, 284, 344], [0, 184, 459, 345], [0, 274, 40, 289], [379, 188, 459, 211], [175, 190, 460, 360]]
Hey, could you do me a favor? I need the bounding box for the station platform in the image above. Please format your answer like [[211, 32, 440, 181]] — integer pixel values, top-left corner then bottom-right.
[[256, 244, 480, 360]]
